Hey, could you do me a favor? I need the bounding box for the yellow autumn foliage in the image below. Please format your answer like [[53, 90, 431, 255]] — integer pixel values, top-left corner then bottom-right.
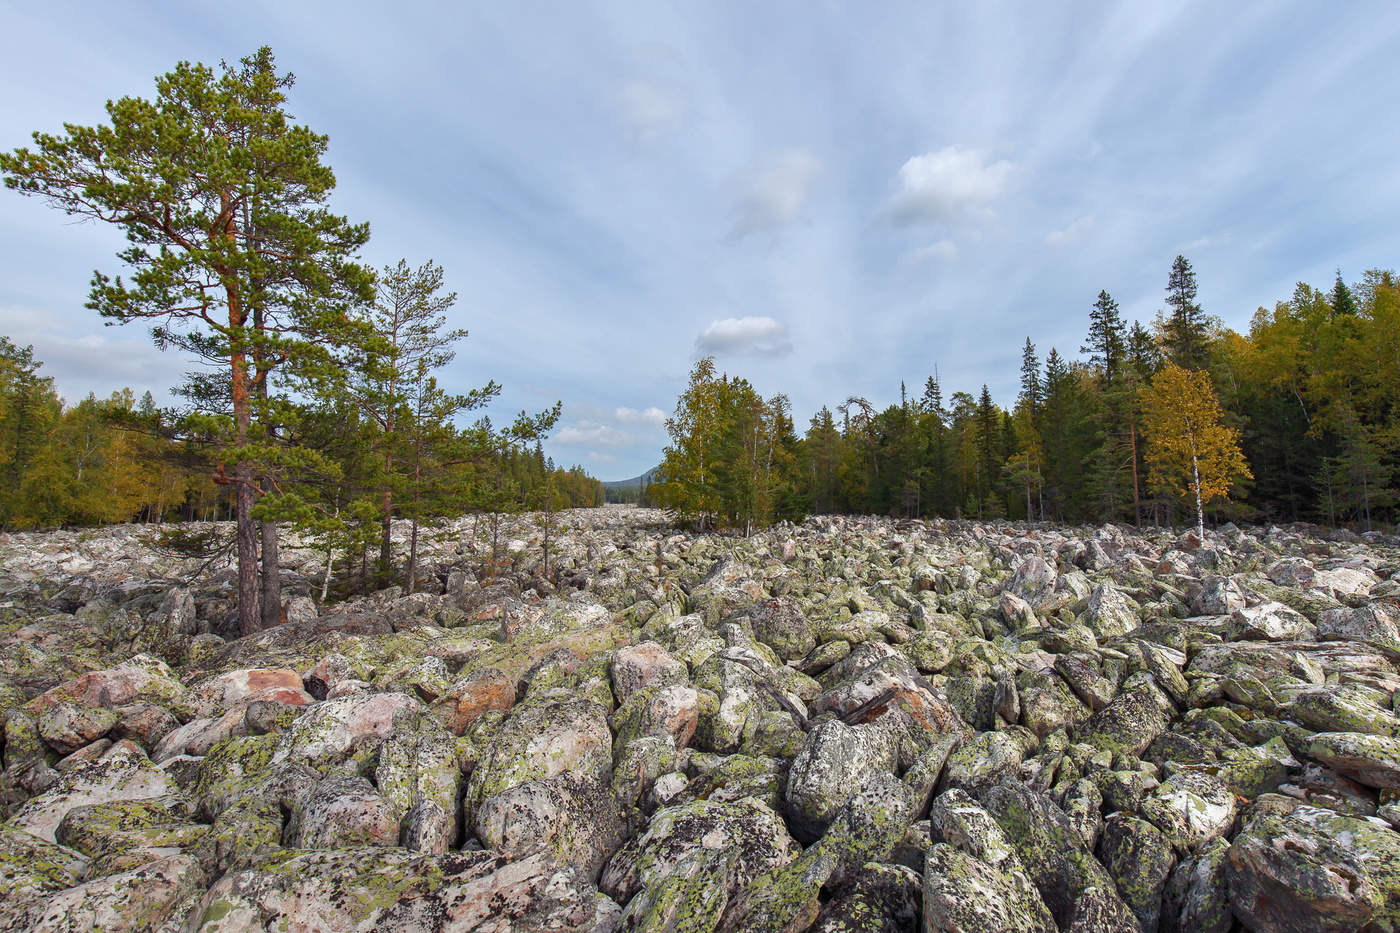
[[1140, 364, 1251, 530]]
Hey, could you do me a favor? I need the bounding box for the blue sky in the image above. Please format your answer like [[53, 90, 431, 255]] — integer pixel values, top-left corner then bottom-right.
[[4, 1, 1400, 480]]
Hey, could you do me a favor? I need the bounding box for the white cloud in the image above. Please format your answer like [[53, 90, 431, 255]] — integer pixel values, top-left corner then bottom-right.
[[615, 406, 666, 426], [731, 148, 821, 237], [619, 79, 685, 140], [553, 422, 631, 446], [1046, 216, 1095, 246], [0, 304, 189, 404], [909, 239, 959, 262], [694, 315, 793, 357], [588, 451, 617, 464], [887, 146, 1016, 225]]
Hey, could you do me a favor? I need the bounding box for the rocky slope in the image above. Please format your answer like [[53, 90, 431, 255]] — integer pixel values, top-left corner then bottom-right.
[[0, 508, 1398, 932]]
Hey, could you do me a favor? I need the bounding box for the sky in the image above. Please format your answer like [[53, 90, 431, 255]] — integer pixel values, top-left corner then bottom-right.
[[4, 1, 1400, 481]]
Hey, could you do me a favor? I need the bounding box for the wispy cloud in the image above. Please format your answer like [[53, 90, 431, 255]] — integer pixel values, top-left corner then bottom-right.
[[1046, 216, 1095, 246], [619, 79, 685, 141], [553, 422, 631, 446], [615, 406, 666, 426], [908, 239, 959, 262], [695, 315, 793, 357], [886, 146, 1016, 225], [730, 148, 821, 237]]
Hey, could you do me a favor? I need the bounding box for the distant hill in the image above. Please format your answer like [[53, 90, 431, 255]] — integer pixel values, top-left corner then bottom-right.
[[602, 466, 660, 490]]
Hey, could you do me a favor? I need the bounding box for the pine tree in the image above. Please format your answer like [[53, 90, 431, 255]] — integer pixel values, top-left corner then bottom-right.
[[1, 48, 374, 634]]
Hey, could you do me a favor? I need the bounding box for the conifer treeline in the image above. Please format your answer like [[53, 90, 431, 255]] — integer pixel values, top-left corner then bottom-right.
[[0, 336, 604, 533], [654, 256, 1399, 532]]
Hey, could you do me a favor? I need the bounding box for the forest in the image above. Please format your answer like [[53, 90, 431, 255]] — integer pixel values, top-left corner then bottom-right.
[[650, 255, 1399, 536], [0, 49, 601, 633], [3, 46, 1396, 636]]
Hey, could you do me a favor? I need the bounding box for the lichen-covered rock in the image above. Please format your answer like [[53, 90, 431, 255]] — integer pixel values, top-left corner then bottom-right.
[[1316, 601, 1400, 658], [1227, 602, 1314, 641], [430, 667, 517, 735], [810, 862, 921, 933], [1288, 684, 1400, 737], [1084, 584, 1140, 639], [54, 795, 211, 877], [189, 733, 319, 822], [983, 778, 1139, 932], [189, 668, 306, 718], [8, 742, 173, 843], [475, 771, 625, 881], [1075, 673, 1173, 758], [284, 775, 401, 848], [616, 846, 735, 933], [1305, 731, 1400, 789], [939, 727, 1038, 796], [37, 702, 118, 756], [611, 641, 688, 704], [373, 713, 462, 852], [1139, 770, 1237, 852], [190, 847, 613, 932], [465, 696, 613, 814], [810, 771, 916, 889], [1096, 813, 1175, 932], [600, 796, 798, 908], [904, 629, 954, 674], [610, 683, 700, 751], [746, 598, 816, 662], [273, 690, 422, 772], [928, 788, 1014, 864], [23, 654, 188, 716], [784, 718, 897, 842], [922, 843, 1056, 933], [714, 847, 833, 933], [0, 824, 88, 924], [19, 853, 204, 932], [1160, 838, 1231, 933], [1227, 801, 1400, 933]]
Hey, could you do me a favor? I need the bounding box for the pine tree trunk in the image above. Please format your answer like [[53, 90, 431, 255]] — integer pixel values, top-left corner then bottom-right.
[[260, 514, 281, 629], [229, 286, 259, 637]]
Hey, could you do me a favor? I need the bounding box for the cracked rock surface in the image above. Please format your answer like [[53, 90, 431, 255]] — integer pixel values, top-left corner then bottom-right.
[[0, 508, 1397, 931]]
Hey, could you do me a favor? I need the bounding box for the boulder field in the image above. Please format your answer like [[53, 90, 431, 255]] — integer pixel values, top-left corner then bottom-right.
[[0, 507, 1397, 931]]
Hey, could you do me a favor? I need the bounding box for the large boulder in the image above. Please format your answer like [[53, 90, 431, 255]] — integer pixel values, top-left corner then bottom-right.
[[600, 796, 798, 909], [8, 742, 172, 844], [273, 691, 422, 773], [923, 843, 1056, 933], [18, 853, 205, 932], [188, 848, 616, 931], [1227, 801, 1400, 933], [464, 696, 613, 814], [374, 713, 463, 852], [475, 771, 625, 882], [983, 778, 1139, 932], [747, 598, 816, 662], [1317, 602, 1400, 658], [284, 775, 402, 848], [784, 718, 897, 842]]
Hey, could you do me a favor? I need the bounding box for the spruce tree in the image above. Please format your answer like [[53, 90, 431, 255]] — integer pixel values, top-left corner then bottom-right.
[[1330, 269, 1358, 318], [1162, 255, 1211, 371], [1019, 339, 1041, 419], [1083, 290, 1126, 383]]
